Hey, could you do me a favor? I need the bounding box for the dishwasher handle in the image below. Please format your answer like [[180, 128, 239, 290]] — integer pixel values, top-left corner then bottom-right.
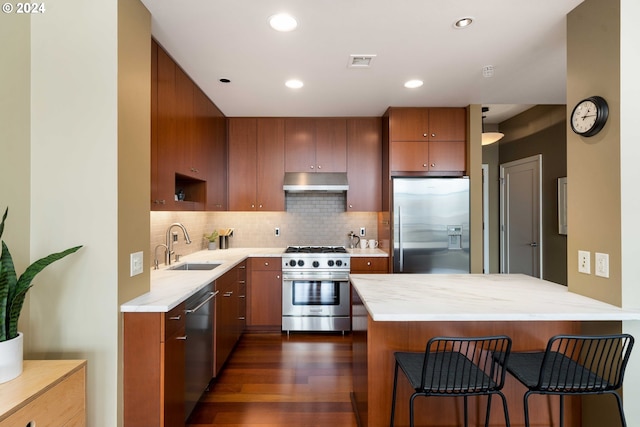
[[185, 290, 218, 314]]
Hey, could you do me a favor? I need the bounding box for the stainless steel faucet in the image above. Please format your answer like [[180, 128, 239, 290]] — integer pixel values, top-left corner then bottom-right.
[[165, 223, 192, 265], [153, 244, 168, 270]]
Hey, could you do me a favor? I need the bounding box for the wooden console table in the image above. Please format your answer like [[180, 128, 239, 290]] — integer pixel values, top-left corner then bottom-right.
[[0, 360, 86, 427]]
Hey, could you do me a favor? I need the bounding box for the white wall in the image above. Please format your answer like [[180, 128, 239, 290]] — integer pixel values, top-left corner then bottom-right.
[[29, 1, 119, 425], [620, 0, 640, 421]]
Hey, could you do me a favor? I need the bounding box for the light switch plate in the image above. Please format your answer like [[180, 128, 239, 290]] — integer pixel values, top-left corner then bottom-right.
[[130, 251, 143, 277], [578, 250, 590, 274], [595, 252, 609, 278]]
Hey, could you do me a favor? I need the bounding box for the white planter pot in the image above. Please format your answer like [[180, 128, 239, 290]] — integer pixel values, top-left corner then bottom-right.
[[208, 242, 217, 250], [0, 332, 23, 384]]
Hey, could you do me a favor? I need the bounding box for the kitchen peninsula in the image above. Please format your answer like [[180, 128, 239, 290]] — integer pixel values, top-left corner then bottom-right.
[[350, 274, 640, 427]]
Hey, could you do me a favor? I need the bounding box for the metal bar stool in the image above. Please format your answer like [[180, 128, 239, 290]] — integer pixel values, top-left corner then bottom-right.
[[498, 334, 634, 427], [390, 335, 512, 427]]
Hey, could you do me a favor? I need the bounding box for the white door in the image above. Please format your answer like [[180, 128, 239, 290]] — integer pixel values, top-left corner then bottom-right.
[[500, 155, 542, 277]]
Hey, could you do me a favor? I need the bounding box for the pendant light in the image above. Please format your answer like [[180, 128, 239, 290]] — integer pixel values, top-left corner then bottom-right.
[[482, 107, 504, 145]]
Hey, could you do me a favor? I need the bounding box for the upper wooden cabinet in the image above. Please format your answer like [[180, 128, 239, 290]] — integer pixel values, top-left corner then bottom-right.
[[284, 118, 347, 173], [389, 107, 466, 142], [347, 118, 382, 212], [386, 107, 467, 174], [228, 118, 285, 211], [151, 40, 227, 211]]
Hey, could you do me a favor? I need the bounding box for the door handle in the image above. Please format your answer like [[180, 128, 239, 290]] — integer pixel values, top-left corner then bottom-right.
[[529, 242, 538, 247]]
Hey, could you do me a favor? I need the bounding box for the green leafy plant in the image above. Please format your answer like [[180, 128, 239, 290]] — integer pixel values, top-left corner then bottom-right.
[[205, 230, 218, 243], [0, 207, 82, 342]]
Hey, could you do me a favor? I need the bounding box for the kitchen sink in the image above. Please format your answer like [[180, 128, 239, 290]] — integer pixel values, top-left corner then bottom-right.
[[169, 262, 221, 271]]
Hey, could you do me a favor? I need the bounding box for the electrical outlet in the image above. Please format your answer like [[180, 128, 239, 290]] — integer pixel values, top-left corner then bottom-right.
[[130, 251, 143, 277], [275, 227, 280, 237], [595, 252, 609, 278], [578, 250, 590, 274], [359, 227, 366, 237]]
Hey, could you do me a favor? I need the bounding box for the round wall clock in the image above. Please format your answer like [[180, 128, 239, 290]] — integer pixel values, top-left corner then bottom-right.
[[570, 96, 609, 137]]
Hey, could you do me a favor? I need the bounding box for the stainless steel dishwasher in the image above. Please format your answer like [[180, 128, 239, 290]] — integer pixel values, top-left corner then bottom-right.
[[184, 283, 217, 421]]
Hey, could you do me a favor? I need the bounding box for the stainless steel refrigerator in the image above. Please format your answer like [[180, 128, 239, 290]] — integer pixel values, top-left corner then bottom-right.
[[393, 177, 470, 273]]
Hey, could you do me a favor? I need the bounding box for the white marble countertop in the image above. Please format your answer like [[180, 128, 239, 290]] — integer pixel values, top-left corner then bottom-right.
[[120, 248, 284, 313], [346, 248, 388, 257], [350, 273, 640, 321]]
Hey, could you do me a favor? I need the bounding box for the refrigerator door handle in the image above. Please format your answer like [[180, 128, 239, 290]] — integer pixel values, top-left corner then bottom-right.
[[398, 205, 404, 272]]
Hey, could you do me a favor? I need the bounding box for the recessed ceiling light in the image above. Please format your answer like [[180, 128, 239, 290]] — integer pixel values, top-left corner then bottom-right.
[[269, 13, 298, 32], [285, 79, 304, 89], [454, 17, 473, 29], [404, 80, 424, 89]]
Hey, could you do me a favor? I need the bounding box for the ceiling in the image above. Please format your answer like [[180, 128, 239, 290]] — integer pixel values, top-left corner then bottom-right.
[[142, 0, 583, 124]]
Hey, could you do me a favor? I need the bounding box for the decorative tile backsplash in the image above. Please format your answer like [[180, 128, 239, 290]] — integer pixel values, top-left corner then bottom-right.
[[150, 193, 378, 267]]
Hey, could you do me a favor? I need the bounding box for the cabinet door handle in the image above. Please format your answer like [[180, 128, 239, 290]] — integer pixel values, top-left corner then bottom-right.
[[169, 315, 181, 321], [223, 291, 233, 297], [238, 317, 246, 320], [176, 336, 187, 340], [251, 204, 255, 208], [423, 163, 428, 168], [310, 165, 314, 169], [317, 165, 322, 169], [423, 133, 428, 137], [349, 204, 353, 208], [367, 262, 371, 266], [264, 262, 269, 266], [276, 275, 280, 279], [431, 133, 436, 138], [238, 295, 245, 299], [430, 163, 436, 167]]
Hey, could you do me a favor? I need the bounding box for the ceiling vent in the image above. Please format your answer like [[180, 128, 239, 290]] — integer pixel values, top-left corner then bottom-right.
[[348, 54, 376, 68]]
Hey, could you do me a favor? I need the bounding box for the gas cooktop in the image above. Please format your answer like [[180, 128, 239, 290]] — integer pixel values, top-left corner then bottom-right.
[[284, 246, 347, 254]]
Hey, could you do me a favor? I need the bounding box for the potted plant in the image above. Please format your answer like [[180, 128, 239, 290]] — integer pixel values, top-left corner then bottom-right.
[[0, 207, 82, 383], [204, 230, 218, 250]]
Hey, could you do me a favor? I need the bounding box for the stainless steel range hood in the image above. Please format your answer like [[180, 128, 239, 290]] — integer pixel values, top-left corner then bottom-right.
[[283, 172, 349, 192]]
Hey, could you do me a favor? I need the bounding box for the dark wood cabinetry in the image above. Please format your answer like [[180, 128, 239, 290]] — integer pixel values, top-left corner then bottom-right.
[[124, 303, 186, 427], [347, 118, 382, 211], [246, 257, 282, 332], [386, 107, 466, 174], [151, 40, 227, 211], [350, 257, 389, 274], [228, 118, 285, 211], [284, 118, 347, 173], [214, 262, 246, 376]]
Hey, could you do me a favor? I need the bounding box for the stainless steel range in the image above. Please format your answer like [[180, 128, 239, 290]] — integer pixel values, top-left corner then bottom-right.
[[282, 246, 351, 333]]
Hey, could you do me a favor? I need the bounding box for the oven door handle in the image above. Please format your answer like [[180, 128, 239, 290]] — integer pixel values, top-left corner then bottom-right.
[[282, 273, 350, 281]]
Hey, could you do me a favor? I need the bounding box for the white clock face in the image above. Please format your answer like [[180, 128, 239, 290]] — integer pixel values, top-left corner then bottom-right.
[[571, 100, 598, 133]]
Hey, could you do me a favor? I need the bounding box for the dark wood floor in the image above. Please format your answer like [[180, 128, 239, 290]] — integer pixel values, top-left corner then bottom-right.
[[187, 332, 359, 427]]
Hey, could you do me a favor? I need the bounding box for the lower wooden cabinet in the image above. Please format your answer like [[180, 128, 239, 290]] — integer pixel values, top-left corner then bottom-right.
[[246, 257, 282, 332], [214, 262, 246, 376], [350, 257, 389, 273], [124, 303, 186, 427]]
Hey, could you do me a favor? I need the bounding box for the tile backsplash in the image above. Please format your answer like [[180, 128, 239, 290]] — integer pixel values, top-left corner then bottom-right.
[[150, 193, 378, 267]]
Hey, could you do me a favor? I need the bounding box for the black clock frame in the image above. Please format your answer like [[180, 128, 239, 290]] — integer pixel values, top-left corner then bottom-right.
[[570, 95, 609, 137]]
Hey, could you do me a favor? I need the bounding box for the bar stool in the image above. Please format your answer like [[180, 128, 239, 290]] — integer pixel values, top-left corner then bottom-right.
[[390, 335, 512, 427], [498, 334, 634, 427]]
